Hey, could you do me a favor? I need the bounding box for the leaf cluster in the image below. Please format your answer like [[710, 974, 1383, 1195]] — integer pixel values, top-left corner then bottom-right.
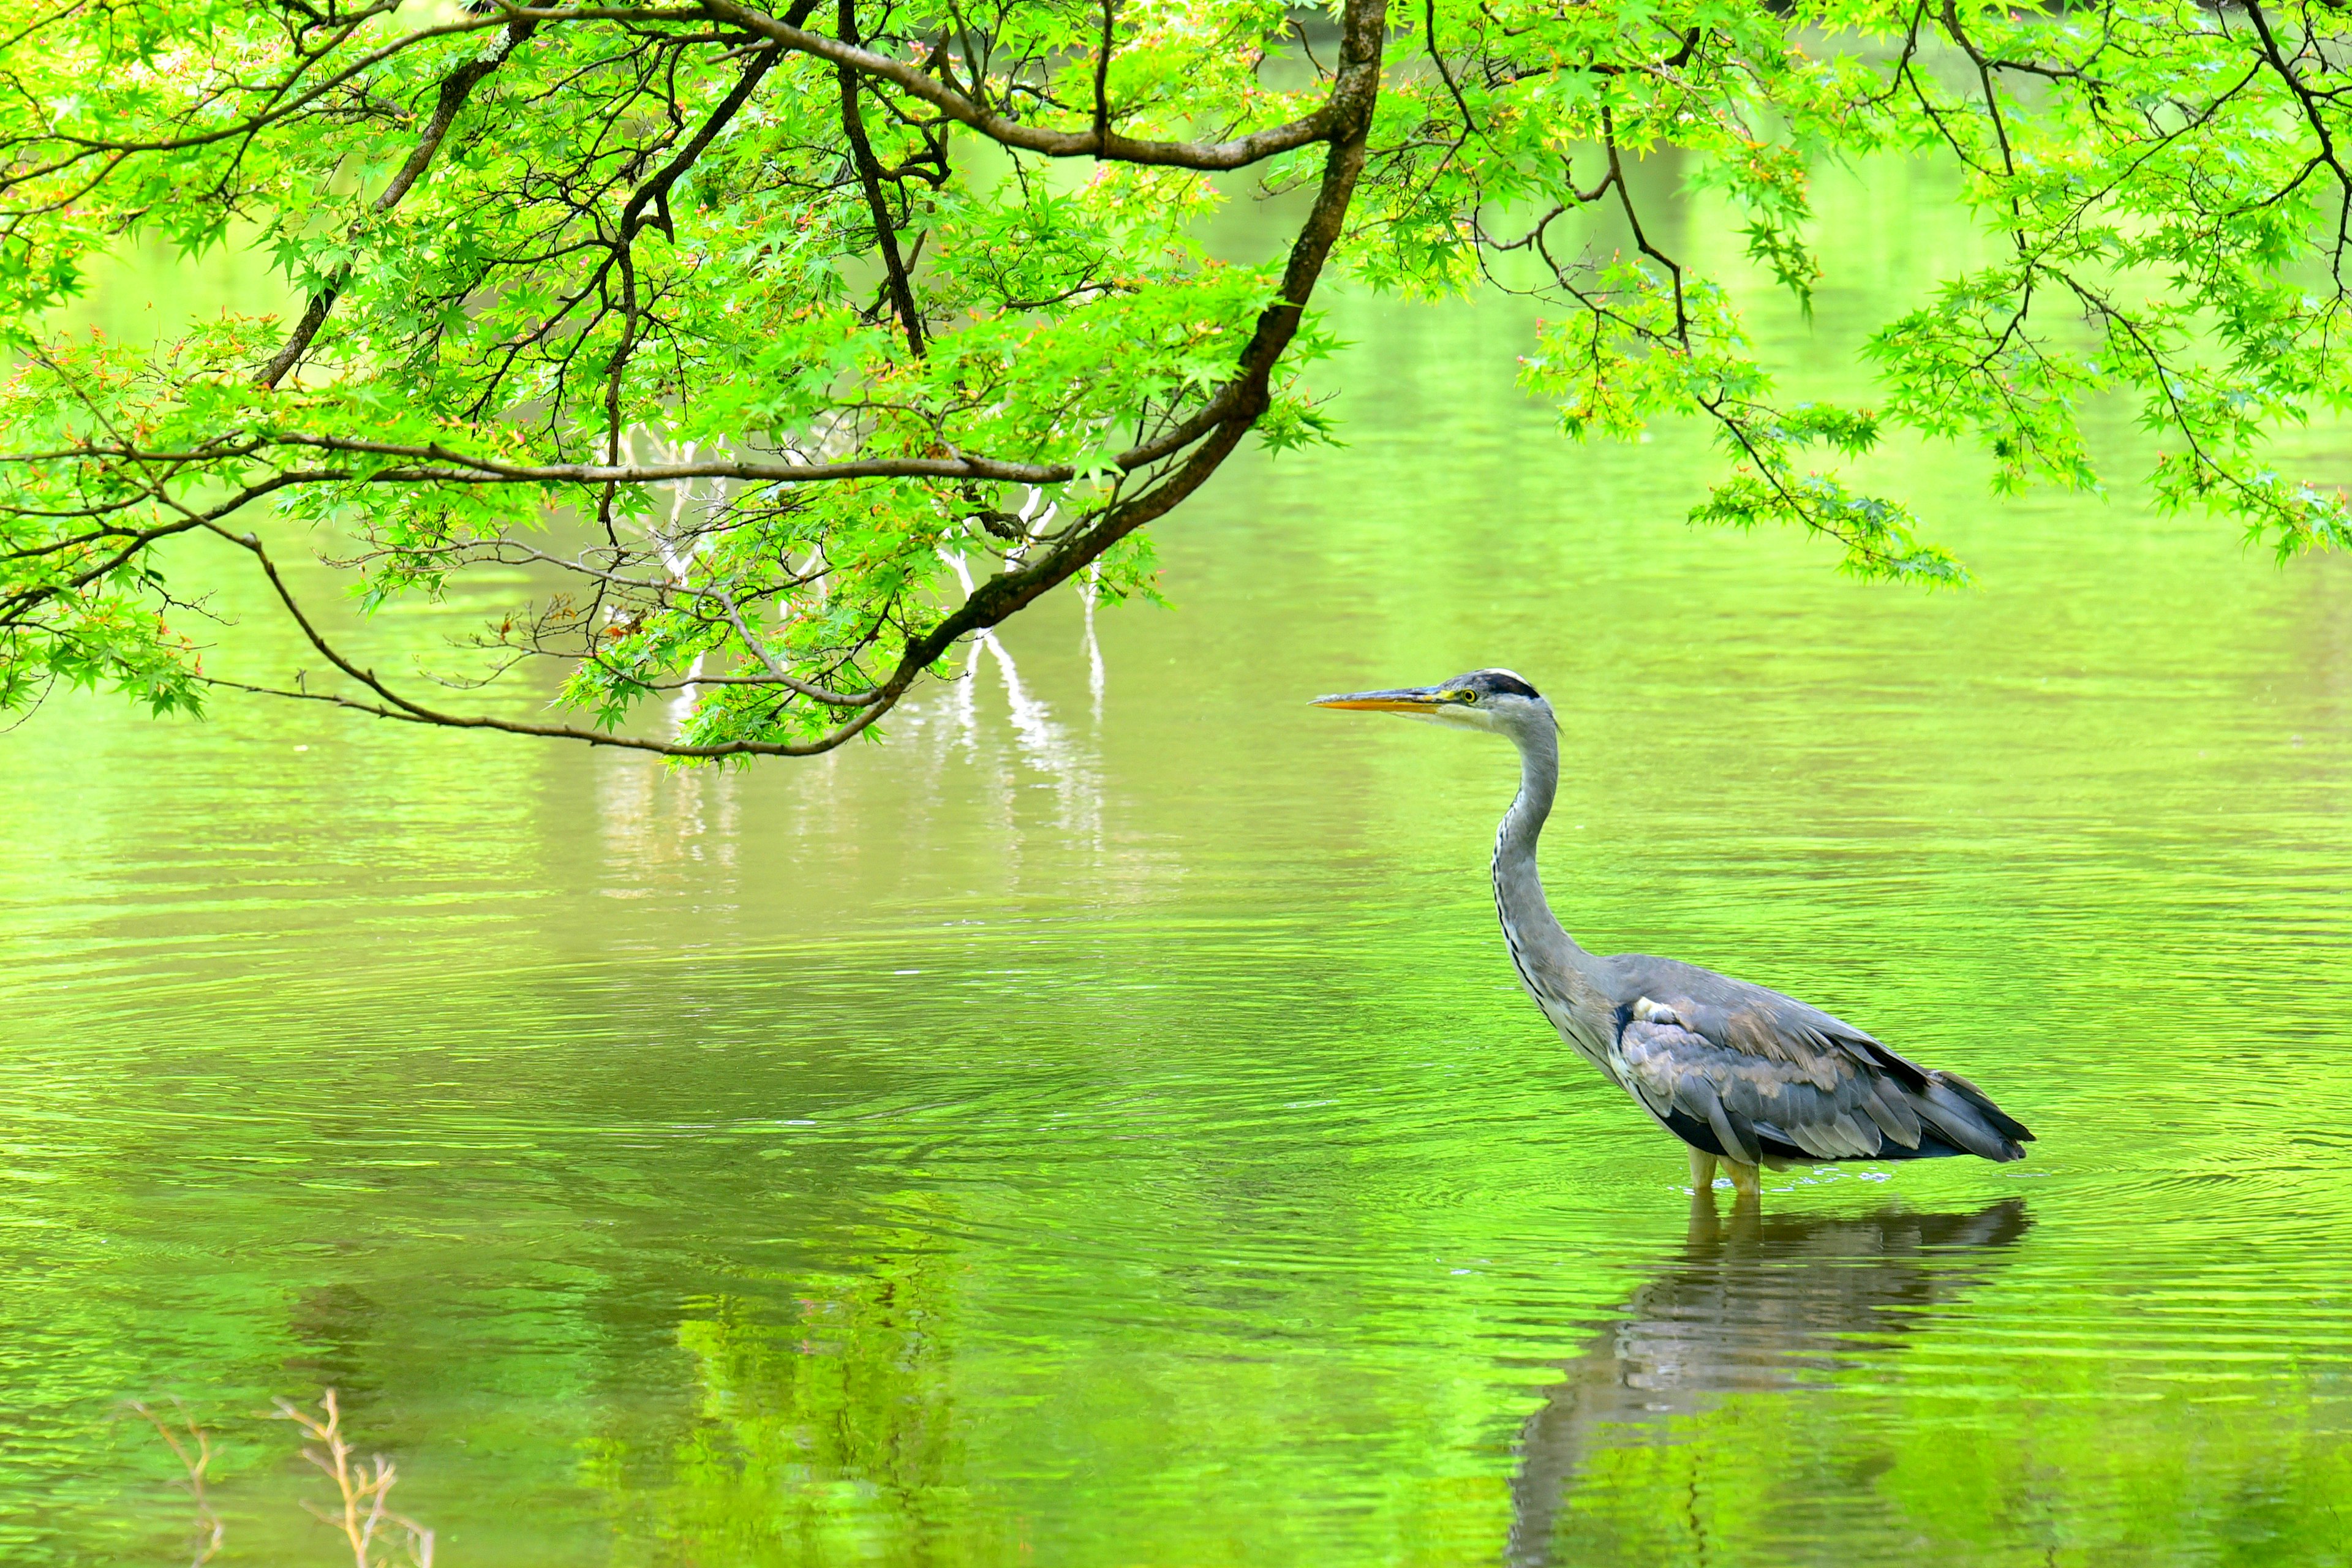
[[2, 0, 2348, 753]]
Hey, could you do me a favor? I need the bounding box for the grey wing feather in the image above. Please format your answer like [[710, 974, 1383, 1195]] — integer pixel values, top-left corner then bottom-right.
[[1610, 957, 2032, 1166]]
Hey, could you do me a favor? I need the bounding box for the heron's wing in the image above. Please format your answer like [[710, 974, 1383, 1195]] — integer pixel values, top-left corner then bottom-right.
[[1608, 959, 2032, 1166]]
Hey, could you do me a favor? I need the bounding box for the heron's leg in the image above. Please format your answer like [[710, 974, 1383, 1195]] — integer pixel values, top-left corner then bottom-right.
[[1686, 1146, 1719, 1192], [1725, 1158, 1761, 1200]]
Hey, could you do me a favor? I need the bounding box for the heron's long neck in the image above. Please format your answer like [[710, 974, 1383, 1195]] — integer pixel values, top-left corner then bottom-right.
[[1493, 719, 1599, 987]]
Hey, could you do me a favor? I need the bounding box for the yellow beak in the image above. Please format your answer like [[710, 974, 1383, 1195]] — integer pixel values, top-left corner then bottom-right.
[[1310, 687, 1446, 713]]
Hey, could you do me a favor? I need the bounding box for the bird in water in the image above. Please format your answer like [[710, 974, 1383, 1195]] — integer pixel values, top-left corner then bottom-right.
[[1314, 668, 2033, 1200]]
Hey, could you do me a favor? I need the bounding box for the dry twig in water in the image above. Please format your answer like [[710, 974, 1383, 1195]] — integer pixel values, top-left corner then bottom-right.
[[269, 1389, 436, 1568], [124, 1398, 223, 1568]]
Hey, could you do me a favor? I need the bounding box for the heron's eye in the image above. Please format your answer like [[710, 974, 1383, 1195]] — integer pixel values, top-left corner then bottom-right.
[[1455, 690, 1479, 704]]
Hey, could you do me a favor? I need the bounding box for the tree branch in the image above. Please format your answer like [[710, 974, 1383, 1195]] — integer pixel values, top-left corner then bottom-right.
[[837, 0, 925, 356], [213, 523, 880, 755], [260, 19, 540, 388], [698, 0, 1333, 168], [203, 0, 1390, 756]]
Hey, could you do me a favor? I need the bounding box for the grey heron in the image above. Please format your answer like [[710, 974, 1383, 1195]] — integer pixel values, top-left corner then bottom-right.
[[1314, 668, 2034, 1199]]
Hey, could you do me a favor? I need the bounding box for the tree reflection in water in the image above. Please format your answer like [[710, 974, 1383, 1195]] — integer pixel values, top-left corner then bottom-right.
[[1506, 1197, 2032, 1567]]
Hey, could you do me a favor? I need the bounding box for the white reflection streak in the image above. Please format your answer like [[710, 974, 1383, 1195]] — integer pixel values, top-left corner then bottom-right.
[[935, 545, 1060, 756], [934, 543, 1102, 842], [1007, 488, 1102, 724], [1081, 560, 1105, 723], [938, 548, 984, 753], [629, 426, 723, 736]]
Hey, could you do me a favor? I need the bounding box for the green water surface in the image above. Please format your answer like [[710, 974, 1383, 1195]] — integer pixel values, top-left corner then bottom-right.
[[3, 162, 2350, 1566]]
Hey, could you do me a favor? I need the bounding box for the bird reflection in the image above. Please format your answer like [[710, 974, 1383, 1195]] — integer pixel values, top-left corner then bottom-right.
[[1507, 1196, 2032, 1566]]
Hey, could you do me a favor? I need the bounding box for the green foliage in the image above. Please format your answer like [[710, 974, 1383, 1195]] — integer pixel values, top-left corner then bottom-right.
[[4, 0, 2352, 753]]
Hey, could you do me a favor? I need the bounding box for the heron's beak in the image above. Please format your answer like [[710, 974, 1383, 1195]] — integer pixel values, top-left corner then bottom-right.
[[1310, 685, 1445, 713]]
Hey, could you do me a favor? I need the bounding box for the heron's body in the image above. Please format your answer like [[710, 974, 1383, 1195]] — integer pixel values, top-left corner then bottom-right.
[[1317, 668, 2033, 1199]]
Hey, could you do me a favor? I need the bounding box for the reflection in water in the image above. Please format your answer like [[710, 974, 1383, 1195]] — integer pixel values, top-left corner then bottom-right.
[[652, 1229, 974, 1565], [1080, 559, 1106, 721], [1507, 1199, 2032, 1567], [625, 424, 730, 733], [933, 545, 1107, 848]]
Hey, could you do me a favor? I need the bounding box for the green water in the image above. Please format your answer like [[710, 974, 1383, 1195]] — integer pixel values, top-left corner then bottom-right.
[[4, 162, 2351, 1566]]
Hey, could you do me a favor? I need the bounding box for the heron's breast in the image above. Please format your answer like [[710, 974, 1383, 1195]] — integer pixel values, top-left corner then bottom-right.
[[1494, 877, 1625, 1087], [1519, 969, 1624, 1087]]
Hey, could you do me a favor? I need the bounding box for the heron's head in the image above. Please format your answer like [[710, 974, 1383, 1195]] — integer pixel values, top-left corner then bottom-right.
[[1311, 668, 1552, 739]]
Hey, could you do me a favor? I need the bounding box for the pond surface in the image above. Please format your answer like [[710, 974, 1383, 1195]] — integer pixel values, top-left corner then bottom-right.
[[4, 163, 2351, 1567]]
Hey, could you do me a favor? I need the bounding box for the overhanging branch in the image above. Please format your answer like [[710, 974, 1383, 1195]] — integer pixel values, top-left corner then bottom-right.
[[697, 0, 1335, 168], [200, 0, 1392, 758]]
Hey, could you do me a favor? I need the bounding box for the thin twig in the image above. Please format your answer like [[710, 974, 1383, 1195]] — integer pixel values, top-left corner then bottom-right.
[[125, 1400, 222, 1568]]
